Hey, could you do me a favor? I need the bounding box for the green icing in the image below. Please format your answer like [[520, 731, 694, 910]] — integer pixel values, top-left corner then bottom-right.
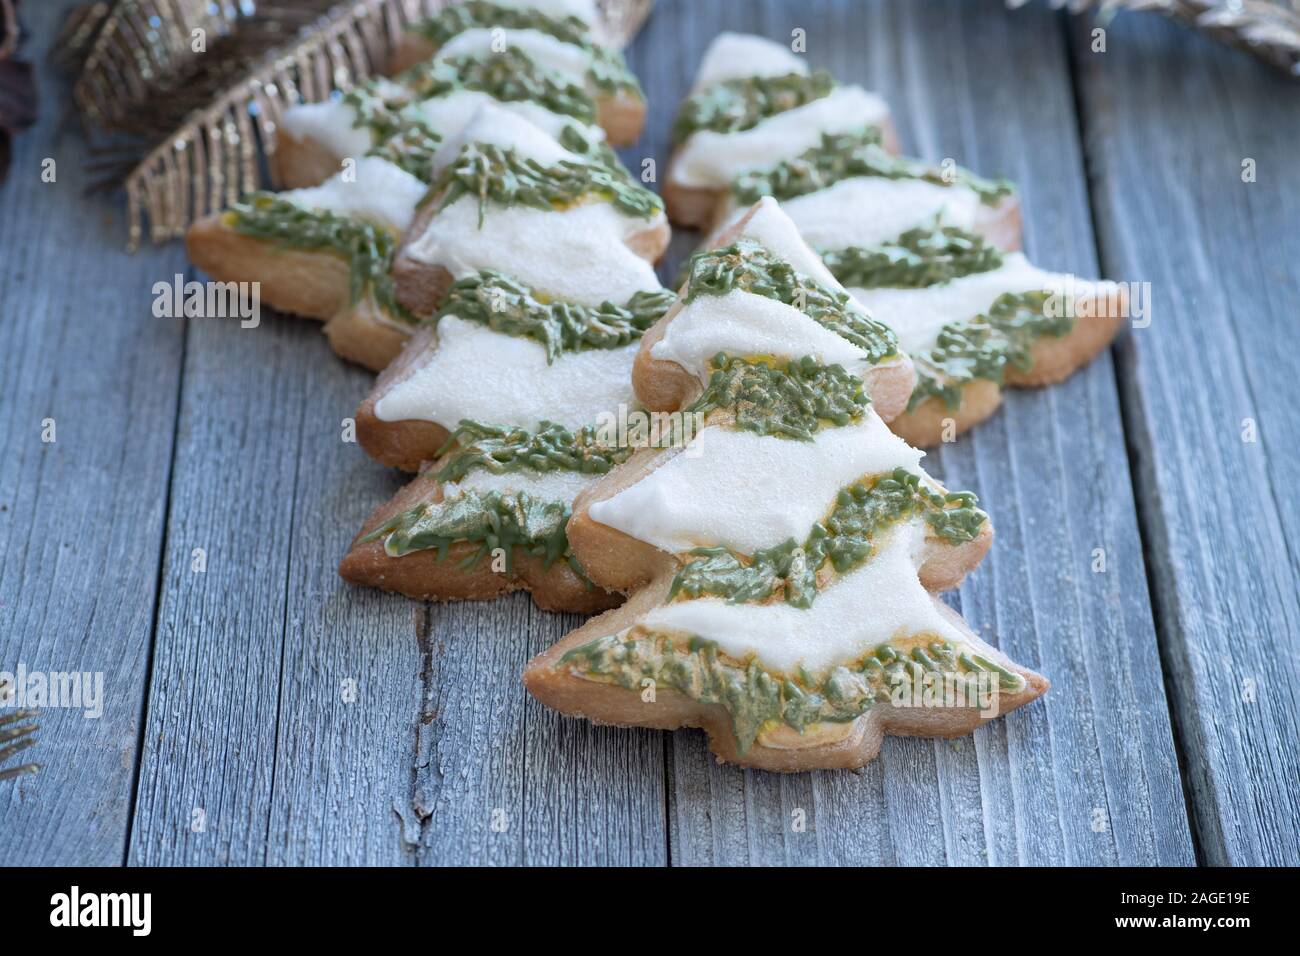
[[410, 0, 642, 97], [339, 83, 414, 145], [670, 468, 986, 608], [819, 221, 1003, 290], [432, 420, 631, 484], [686, 354, 870, 441], [732, 127, 1014, 207], [361, 419, 632, 576], [364, 115, 442, 180], [561, 633, 1024, 752], [428, 141, 663, 224], [402, 49, 597, 124], [672, 71, 835, 143], [361, 488, 572, 570], [684, 238, 898, 363], [226, 194, 410, 321], [340, 48, 601, 176], [439, 270, 674, 361], [909, 289, 1073, 410]]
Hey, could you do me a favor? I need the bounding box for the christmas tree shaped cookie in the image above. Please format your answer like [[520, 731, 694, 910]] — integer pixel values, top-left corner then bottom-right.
[[186, 0, 647, 371], [390, 0, 646, 143], [187, 154, 426, 370], [524, 199, 1048, 770], [276, 0, 639, 190], [339, 105, 672, 613], [391, 104, 669, 319], [721, 131, 1124, 446], [688, 33, 1124, 446], [664, 32, 898, 228]]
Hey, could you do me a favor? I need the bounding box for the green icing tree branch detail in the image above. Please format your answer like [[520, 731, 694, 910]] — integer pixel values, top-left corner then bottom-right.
[[686, 354, 871, 440], [432, 420, 632, 484], [684, 238, 898, 362], [227, 195, 410, 321], [670, 468, 986, 608], [732, 127, 1014, 207], [402, 49, 598, 124], [428, 141, 663, 225], [910, 289, 1074, 410], [410, 0, 642, 97], [562, 634, 1024, 753], [819, 220, 1003, 290], [439, 271, 674, 361], [361, 489, 572, 571], [673, 70, 835, 143]]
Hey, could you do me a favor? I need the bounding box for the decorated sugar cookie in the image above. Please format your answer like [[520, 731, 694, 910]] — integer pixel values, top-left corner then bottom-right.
[[634, 196, 915, 424], [356, 271, 675, 471], [392, 104, 669, 318], [525, 199, 1047, 770], [388, 0, 645, 144], [339, 281, 675, 612], [664, 32, 898, 228], [340, 106, 675, 613], [276, 4, 629, 191], [186, 1, 645, 371], [688, 33, 1126, 446], [711, 125, 1125, 445], [186, 154, 426, 370]]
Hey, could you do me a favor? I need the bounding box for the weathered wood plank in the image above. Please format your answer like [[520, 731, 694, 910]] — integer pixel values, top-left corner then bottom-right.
[[633, 0, 1194, 865], [1071, 11, 1300, 866], [132, 138, 666, 870], [261, 366, 424, 866], [0, 0, 184, 866], [126, 318, 386, 865], [402, 599, 667, 865]]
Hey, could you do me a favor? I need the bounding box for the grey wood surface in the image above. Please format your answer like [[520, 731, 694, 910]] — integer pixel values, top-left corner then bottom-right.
[[0, 0, 1293, 866], [1072, 13, 1300, 866]]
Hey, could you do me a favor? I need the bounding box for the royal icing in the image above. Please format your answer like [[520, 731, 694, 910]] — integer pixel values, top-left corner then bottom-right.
[[690, 32, 809, 92], [589, 410, 924, 555], [282, 156, 425, 234], [375, 315, 639, 430], [849, 254, 1094, 356], [672, 86, 890, 191]]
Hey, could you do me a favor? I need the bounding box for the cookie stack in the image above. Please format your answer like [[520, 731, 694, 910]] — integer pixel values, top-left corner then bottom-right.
[[184, 8, 1125, 771], [669, 33, 1126, 446], [526, 198, 1048, 770]]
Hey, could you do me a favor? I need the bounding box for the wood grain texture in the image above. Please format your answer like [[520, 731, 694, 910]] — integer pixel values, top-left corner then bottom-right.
[[1071, 12, 1300, 866], [6, 0, 1289, 867], [627, 0, 1194, 865], [0, 0, 184, 866], [130, 168, 666, 867]]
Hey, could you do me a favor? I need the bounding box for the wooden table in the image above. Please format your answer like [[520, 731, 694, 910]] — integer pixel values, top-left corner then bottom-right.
[[2, 0, 1297, 866]]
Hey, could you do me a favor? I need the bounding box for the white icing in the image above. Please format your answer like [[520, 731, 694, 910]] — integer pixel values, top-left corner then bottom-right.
[[849, 253, 1092, 355], [374, 315, 638, 430], [691, 32, 808, 92], [282, 156, 425, 233], [650, 288, 868, 377], [416, 90, 595, 147], [672, 86, 890, 190], [280, 98, 375, 160], [768, 176, 984, 252], [404, 196, 663, 306], [587, 410, 924, 555], [654, 199, 885, 380], [279, 88, 596, 172], [430, 102, 577, 176], [447, 466, 597, 505], [733, 196, 842, 289], [436, 28, 593, 88], [642, 520, 967, 674]]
